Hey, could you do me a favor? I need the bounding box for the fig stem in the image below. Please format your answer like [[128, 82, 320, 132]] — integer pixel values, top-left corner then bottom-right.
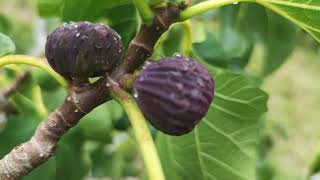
[[180, 20, 193, 56], [179, 0, 252, 21], [119, 72, 140, 91], [0, 55, 67, 88], [132, 0, 154, 26], [110, 82, 165, 180]]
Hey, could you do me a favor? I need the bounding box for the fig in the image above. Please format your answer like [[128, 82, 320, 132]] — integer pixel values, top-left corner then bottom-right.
[[133, 56, 214, 136], [45, 22, 122, 80]]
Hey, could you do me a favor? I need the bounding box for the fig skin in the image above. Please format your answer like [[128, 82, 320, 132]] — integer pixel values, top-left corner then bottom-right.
[[133, 57, 214, 136], [45, 22, 123, 80]]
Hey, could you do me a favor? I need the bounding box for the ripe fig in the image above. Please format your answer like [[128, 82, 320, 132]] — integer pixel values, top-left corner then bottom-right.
[[45, 22, 123, 80], [133, 57, 214, 136]]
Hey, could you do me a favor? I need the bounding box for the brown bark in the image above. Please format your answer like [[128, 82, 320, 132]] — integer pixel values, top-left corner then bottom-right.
[[0, 6, 180, 180]]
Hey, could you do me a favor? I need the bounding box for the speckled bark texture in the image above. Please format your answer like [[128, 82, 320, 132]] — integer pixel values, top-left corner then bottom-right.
[[133, 57, 215, 135], [45, 22, 123, 79]]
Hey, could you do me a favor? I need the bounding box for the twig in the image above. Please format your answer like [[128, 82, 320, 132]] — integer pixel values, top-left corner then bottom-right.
[[0, 71, 31, 114], [132, 0, 154, 25], [0, 6, 180, 180], [3, 70, 31, 98]]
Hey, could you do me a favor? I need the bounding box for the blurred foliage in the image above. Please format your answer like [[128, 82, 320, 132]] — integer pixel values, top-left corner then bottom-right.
[[0, 14, 34, 54]]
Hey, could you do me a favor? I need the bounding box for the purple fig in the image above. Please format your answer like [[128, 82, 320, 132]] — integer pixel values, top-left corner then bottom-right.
[[45, 22, 122, 80], [133, 56, 214, 136]]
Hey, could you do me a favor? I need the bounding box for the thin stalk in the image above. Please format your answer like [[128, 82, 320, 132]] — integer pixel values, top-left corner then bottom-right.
[[179, 0, 251, 21], [32, 86, 48, 118], [110, 83, 165, 180], [132, 0, 154, 25], [181, 20, 193, 56], [0, 55, 66, 88]]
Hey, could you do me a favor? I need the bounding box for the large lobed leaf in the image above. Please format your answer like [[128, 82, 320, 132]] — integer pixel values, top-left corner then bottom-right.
[[256, 0, 320, 42], [157, 71, 268, 180]]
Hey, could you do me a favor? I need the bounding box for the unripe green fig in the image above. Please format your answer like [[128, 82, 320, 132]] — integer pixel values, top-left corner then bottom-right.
[[133, 56, 215, 136], [45, 22, 123, 80]]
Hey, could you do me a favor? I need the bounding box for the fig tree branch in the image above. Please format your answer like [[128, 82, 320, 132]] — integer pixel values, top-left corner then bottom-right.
[[0, 81, 109, 180], [0, 6, 180, 180]]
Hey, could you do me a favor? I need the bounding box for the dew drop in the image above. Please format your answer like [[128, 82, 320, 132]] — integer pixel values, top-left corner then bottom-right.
[[191, 89, 200, 98], [76, 33, 80, 37], [39, 153, 45, 157], [197, 78, 204, 86], [81, 35, 88, 41], [171, 71, 182, 77], [66, 97, 71, 101], [176, 83, 183, 90], [95, 44, 103, 49], [133, 92, 139, 98], [145, 61, 152, 66], [173, 53, 182, 57], [156, 26, 160, 30], [74, 109, 79, 113]]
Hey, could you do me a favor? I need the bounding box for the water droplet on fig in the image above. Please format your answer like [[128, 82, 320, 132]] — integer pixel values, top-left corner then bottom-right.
[[174, 53, 182, 57], [171, 71, 182, 77], [176, 83, 183, 90], [76, 33, 80, 37], [95, 44, 103, 49], [81, 35, 88, 40], [144, 61, 152, 66], [191, 89, 200, 98], [133, 92, 139, 98], [197, 78, 204, 86]]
